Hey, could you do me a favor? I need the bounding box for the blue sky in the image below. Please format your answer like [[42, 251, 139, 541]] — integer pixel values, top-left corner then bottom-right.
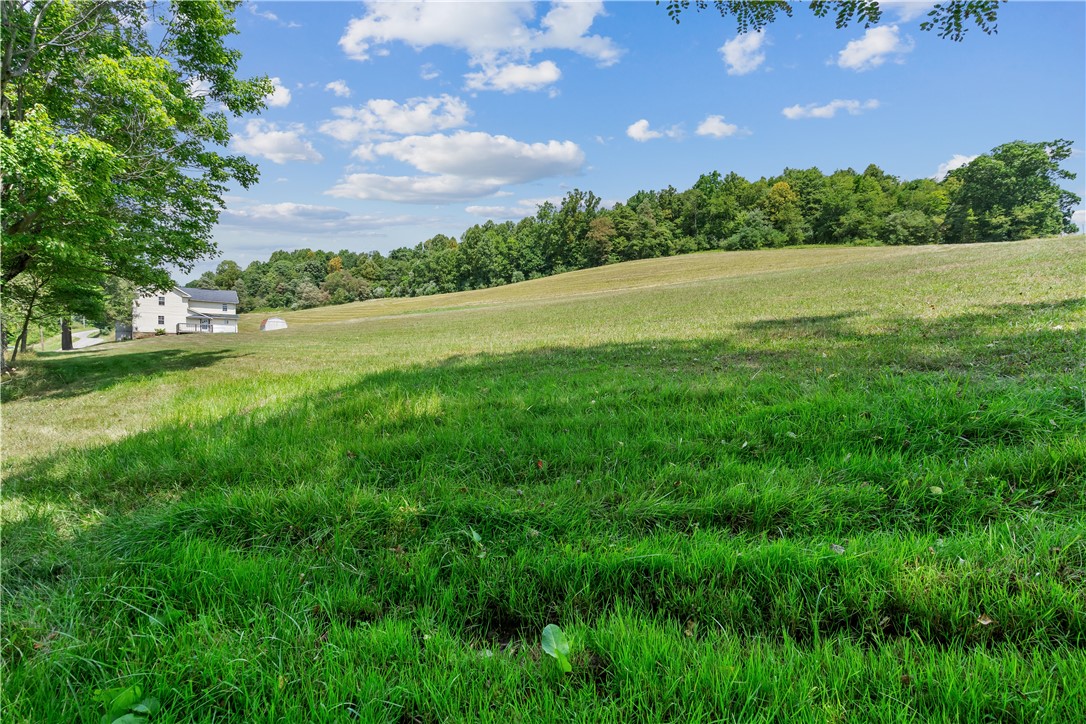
[[196, 0, 1086, 276]]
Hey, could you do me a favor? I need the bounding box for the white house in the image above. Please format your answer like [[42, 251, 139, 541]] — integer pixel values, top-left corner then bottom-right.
[[133, 286, 239, 335]]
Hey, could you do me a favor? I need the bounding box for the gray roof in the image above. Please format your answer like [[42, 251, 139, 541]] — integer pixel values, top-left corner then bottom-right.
[[176, 286, 239, 304]]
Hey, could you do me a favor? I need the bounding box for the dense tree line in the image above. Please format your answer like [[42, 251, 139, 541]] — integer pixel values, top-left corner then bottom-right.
[[187, 139, 1081, 313]]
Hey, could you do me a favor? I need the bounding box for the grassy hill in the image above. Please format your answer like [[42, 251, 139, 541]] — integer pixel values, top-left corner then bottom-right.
[[3, 239, 1085, 722]]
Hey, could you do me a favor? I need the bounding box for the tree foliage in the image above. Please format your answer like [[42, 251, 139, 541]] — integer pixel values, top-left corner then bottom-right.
[[944, 140, 1080, 243], [1, 0, 268, 363], [2, 0, 270, 288], [659, 1, 1004, 41], [201, 139, 1078, 314]]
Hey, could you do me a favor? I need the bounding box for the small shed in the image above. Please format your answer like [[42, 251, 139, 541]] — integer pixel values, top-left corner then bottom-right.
[[261, 317, 288, 332]]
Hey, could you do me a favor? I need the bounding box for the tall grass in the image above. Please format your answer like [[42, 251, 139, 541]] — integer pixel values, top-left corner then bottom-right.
[[2, 238, 1084, 722]]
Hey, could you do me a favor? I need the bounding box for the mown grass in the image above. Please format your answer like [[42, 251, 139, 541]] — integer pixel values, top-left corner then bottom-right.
[[2, 238, 1084, 722]]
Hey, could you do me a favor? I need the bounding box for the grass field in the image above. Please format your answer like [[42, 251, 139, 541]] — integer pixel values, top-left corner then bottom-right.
[[2, 238, 1085, 722]]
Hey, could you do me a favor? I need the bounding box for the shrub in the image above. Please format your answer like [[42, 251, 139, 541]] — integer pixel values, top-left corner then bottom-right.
[[725, 210, 787, 250], [883, 210, 941, 245]]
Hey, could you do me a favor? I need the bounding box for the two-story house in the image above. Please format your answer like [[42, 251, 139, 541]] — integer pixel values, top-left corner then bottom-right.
[[132, 286, 239, 335]]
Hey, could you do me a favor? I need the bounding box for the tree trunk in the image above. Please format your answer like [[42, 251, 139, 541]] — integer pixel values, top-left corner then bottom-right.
[[61, 317, 73, 350], [8, 284, 39, 367]]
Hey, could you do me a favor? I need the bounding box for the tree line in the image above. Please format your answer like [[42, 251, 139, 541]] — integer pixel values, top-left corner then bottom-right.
[[186, 138, 1080, 312]]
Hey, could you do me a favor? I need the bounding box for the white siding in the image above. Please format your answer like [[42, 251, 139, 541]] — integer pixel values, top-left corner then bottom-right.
[[133, 290, 189, 333], [188, 300, 236, 316]]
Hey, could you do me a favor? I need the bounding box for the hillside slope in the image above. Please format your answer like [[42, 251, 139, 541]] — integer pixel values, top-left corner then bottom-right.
[[3, 239, 1085, 722]]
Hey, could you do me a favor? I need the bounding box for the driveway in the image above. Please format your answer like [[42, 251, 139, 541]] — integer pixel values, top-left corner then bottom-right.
[[71, 330, 108, 349]]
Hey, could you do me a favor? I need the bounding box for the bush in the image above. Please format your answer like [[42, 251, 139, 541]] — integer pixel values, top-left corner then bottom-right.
[[154, 328, 166, 336], [725, 210, 787, 250], [883, 210, 940, 245]]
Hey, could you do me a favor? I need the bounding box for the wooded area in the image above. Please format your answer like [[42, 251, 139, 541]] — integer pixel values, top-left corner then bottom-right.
[[186, 138, 1080, 312]]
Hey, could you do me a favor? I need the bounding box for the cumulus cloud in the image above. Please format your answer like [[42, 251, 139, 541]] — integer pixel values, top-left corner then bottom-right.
[[338, 1, 621, 92], [932, 153, 978, 181], [695, 115, 742, 138], [626, 120, 660, 142], [374, 131, 583, 182], [325, 80, 351, 98], [626, 119, 681, 143], [1072, 209, 1085, 229], [466, 196, 561, 219], [267, 77, 292, 107], [326, 131, 584, 203], [219, 201, 414, 233], [327, 173, 508, 204], [319, 95, 471, 142], [781, 99, 880, 120], [464, 60, 561, 93], [836, 25, 915, 71], [231, 120, 323, 164], [720, 30, 767, 76]]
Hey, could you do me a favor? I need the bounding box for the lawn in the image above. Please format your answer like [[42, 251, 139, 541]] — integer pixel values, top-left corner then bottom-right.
[[2, 238, 1084, 722]]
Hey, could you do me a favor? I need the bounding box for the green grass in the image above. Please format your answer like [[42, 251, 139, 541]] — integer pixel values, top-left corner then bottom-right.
[[2, 239, 1085, 722]]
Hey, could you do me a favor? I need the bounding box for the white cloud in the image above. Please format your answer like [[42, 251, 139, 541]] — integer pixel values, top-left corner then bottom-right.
[[186, 77, 212, 99], [373, 131, 583, 182], [247, 3, 280, 24], [466, 196, 561, 219], [325, 80, 352, 98], [231, 120, 323, 164], [884, 2, 936, 22], [248, 3, 301, 29], [720, 30, 766, 76], [627, 119, 661, 142], [326, 130, 585, 204], [319, 94, 471, 142], [267, 77, 292, 107], [836, 25, 915, 71], [626, 119, 681, 143], [781, 99, 880, 120], [695, 115, 742, 138], [338, 1, 621, 92], [220, 201, 414, 233], [420, 63, 440, 80], [932, 153, 978, 181], [1072, 209, 1085, 229], [327, 173, 506, 204], [465, 60, 561, 93]]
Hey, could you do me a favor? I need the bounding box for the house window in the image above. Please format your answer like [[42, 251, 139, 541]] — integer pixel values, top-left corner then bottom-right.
[[158, 296, 166, 305], [222, 303, 228, 312], [157, 315, 165, 325]]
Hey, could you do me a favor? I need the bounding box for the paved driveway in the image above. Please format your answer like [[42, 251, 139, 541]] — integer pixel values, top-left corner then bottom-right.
[[71, 330, 107, 349]]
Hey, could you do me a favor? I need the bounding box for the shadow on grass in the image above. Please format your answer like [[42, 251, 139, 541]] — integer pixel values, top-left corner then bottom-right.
[[1, 347, 246, 402], [4, 299, 1082, 520], [1, 298, 1084, 699]]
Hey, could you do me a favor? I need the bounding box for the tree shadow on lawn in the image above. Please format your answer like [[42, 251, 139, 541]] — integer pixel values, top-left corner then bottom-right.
[[2, 299, 1083, 676], [0, 346, 247, 403], [4, 298, 1081, 523]]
